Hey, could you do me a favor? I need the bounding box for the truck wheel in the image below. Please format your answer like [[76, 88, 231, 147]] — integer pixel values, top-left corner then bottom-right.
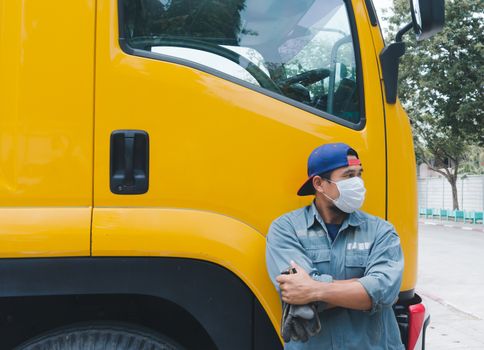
[[14, 322, 184, 350]]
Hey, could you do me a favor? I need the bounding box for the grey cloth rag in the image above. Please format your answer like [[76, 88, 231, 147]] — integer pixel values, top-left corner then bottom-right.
[[281, 301, 321, 343]]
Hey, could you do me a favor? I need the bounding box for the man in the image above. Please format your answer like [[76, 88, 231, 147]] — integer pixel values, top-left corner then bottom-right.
[[265, 143, 405, 349]]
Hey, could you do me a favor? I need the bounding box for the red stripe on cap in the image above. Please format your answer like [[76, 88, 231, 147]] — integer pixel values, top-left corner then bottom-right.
[[348, 158, 361, 166]]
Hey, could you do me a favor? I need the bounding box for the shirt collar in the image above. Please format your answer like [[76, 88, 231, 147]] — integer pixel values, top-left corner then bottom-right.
[[306, 199, 323, 228], [306, 199, 364, 229]]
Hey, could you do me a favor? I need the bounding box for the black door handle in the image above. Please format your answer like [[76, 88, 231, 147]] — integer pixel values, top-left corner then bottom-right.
[[124, 136, 135, 186], [110, 130, 149, 194]]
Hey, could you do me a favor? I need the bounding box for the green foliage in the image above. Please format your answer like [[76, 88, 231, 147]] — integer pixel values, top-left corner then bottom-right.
[[384, 0, 483, 208], [460, 145, 484, 175]]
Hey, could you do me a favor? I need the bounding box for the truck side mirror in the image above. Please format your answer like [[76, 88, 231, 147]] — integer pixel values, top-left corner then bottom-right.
[[410, 0, 445, 41], [380, 0, 445, 104]]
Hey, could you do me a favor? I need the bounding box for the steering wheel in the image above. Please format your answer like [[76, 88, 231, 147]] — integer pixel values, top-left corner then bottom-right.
[[279, 68, 330, 88], [129, 37, 282, 94], [278, 68, 331, 107]]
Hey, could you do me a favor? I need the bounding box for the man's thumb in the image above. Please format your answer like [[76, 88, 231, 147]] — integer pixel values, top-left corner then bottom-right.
[[290, 260, 299, 270]]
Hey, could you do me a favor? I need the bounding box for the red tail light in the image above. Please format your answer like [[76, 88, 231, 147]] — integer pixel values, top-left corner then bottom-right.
[[407, 303, 426, 350]]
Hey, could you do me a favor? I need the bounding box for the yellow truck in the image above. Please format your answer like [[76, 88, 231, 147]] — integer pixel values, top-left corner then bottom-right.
[[0, 0, 444, 349]]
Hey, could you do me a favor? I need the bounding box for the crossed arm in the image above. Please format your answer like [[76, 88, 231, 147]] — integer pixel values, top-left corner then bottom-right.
[[276, 261, 371, 311], [266, 216, 404, 313]]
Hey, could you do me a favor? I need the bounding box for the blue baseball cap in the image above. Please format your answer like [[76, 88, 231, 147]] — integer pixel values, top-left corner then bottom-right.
[[297, 143, 360, 196]]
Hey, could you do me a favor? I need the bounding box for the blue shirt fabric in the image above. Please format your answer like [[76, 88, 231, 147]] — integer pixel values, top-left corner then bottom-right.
[[324, 223, 342, 242], [265, 200, 405, 350]]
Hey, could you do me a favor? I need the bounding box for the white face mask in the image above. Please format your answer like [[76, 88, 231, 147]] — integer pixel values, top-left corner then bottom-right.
[[323, 176, 366, 213]]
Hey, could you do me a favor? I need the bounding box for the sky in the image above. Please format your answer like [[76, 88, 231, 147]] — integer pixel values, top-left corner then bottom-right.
[[373, 0, 393, 17], [372, 0, 394, 36]]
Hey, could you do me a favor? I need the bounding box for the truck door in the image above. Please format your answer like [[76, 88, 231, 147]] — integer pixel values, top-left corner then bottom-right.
[[92, 0, 386, 256], [0, 1, 95, 257]]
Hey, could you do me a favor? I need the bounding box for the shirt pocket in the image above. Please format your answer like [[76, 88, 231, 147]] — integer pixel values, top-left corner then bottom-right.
[[345, 250, 369, 279], [306, 248, 331, 275]]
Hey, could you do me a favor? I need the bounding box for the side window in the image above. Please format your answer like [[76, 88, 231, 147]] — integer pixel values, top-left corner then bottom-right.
[[120, 0, 362, 124]]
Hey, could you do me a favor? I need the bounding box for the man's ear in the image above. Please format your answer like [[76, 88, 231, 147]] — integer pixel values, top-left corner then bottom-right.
[[312, 176, 324, 194]]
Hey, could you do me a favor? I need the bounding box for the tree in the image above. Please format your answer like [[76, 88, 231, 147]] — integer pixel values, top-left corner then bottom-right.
[[460, 145, 484, 175], [385, 0, 484, 210]]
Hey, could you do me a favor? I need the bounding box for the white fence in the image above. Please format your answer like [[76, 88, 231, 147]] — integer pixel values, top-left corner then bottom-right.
[[417, 175, 484, 211]]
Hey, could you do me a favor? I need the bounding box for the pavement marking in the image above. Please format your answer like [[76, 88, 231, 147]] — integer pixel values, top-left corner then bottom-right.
[[419, 220, 484, 232], [419, 290, 482, 321]]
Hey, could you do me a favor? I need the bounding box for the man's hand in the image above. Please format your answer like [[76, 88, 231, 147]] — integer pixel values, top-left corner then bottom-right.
[[276, 261, 321, 305]]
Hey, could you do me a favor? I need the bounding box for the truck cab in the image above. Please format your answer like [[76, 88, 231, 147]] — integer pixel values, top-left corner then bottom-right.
[[0, 0, 443, 349]]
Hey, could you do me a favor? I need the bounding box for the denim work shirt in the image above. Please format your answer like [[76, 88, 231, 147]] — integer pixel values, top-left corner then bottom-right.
[[266, 200, 405, 350]]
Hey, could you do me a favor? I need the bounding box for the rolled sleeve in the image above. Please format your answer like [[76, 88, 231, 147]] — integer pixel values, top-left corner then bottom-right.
[[312, 274, 333, 283], [265, 215, 333, 294], [357, 223, 404, 315]]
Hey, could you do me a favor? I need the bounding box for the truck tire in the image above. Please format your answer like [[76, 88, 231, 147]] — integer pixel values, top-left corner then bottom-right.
[[14, 322, 184, 350]]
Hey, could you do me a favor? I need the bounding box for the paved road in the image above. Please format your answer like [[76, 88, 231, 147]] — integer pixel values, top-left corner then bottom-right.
[[417, 222, 484, 349]]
